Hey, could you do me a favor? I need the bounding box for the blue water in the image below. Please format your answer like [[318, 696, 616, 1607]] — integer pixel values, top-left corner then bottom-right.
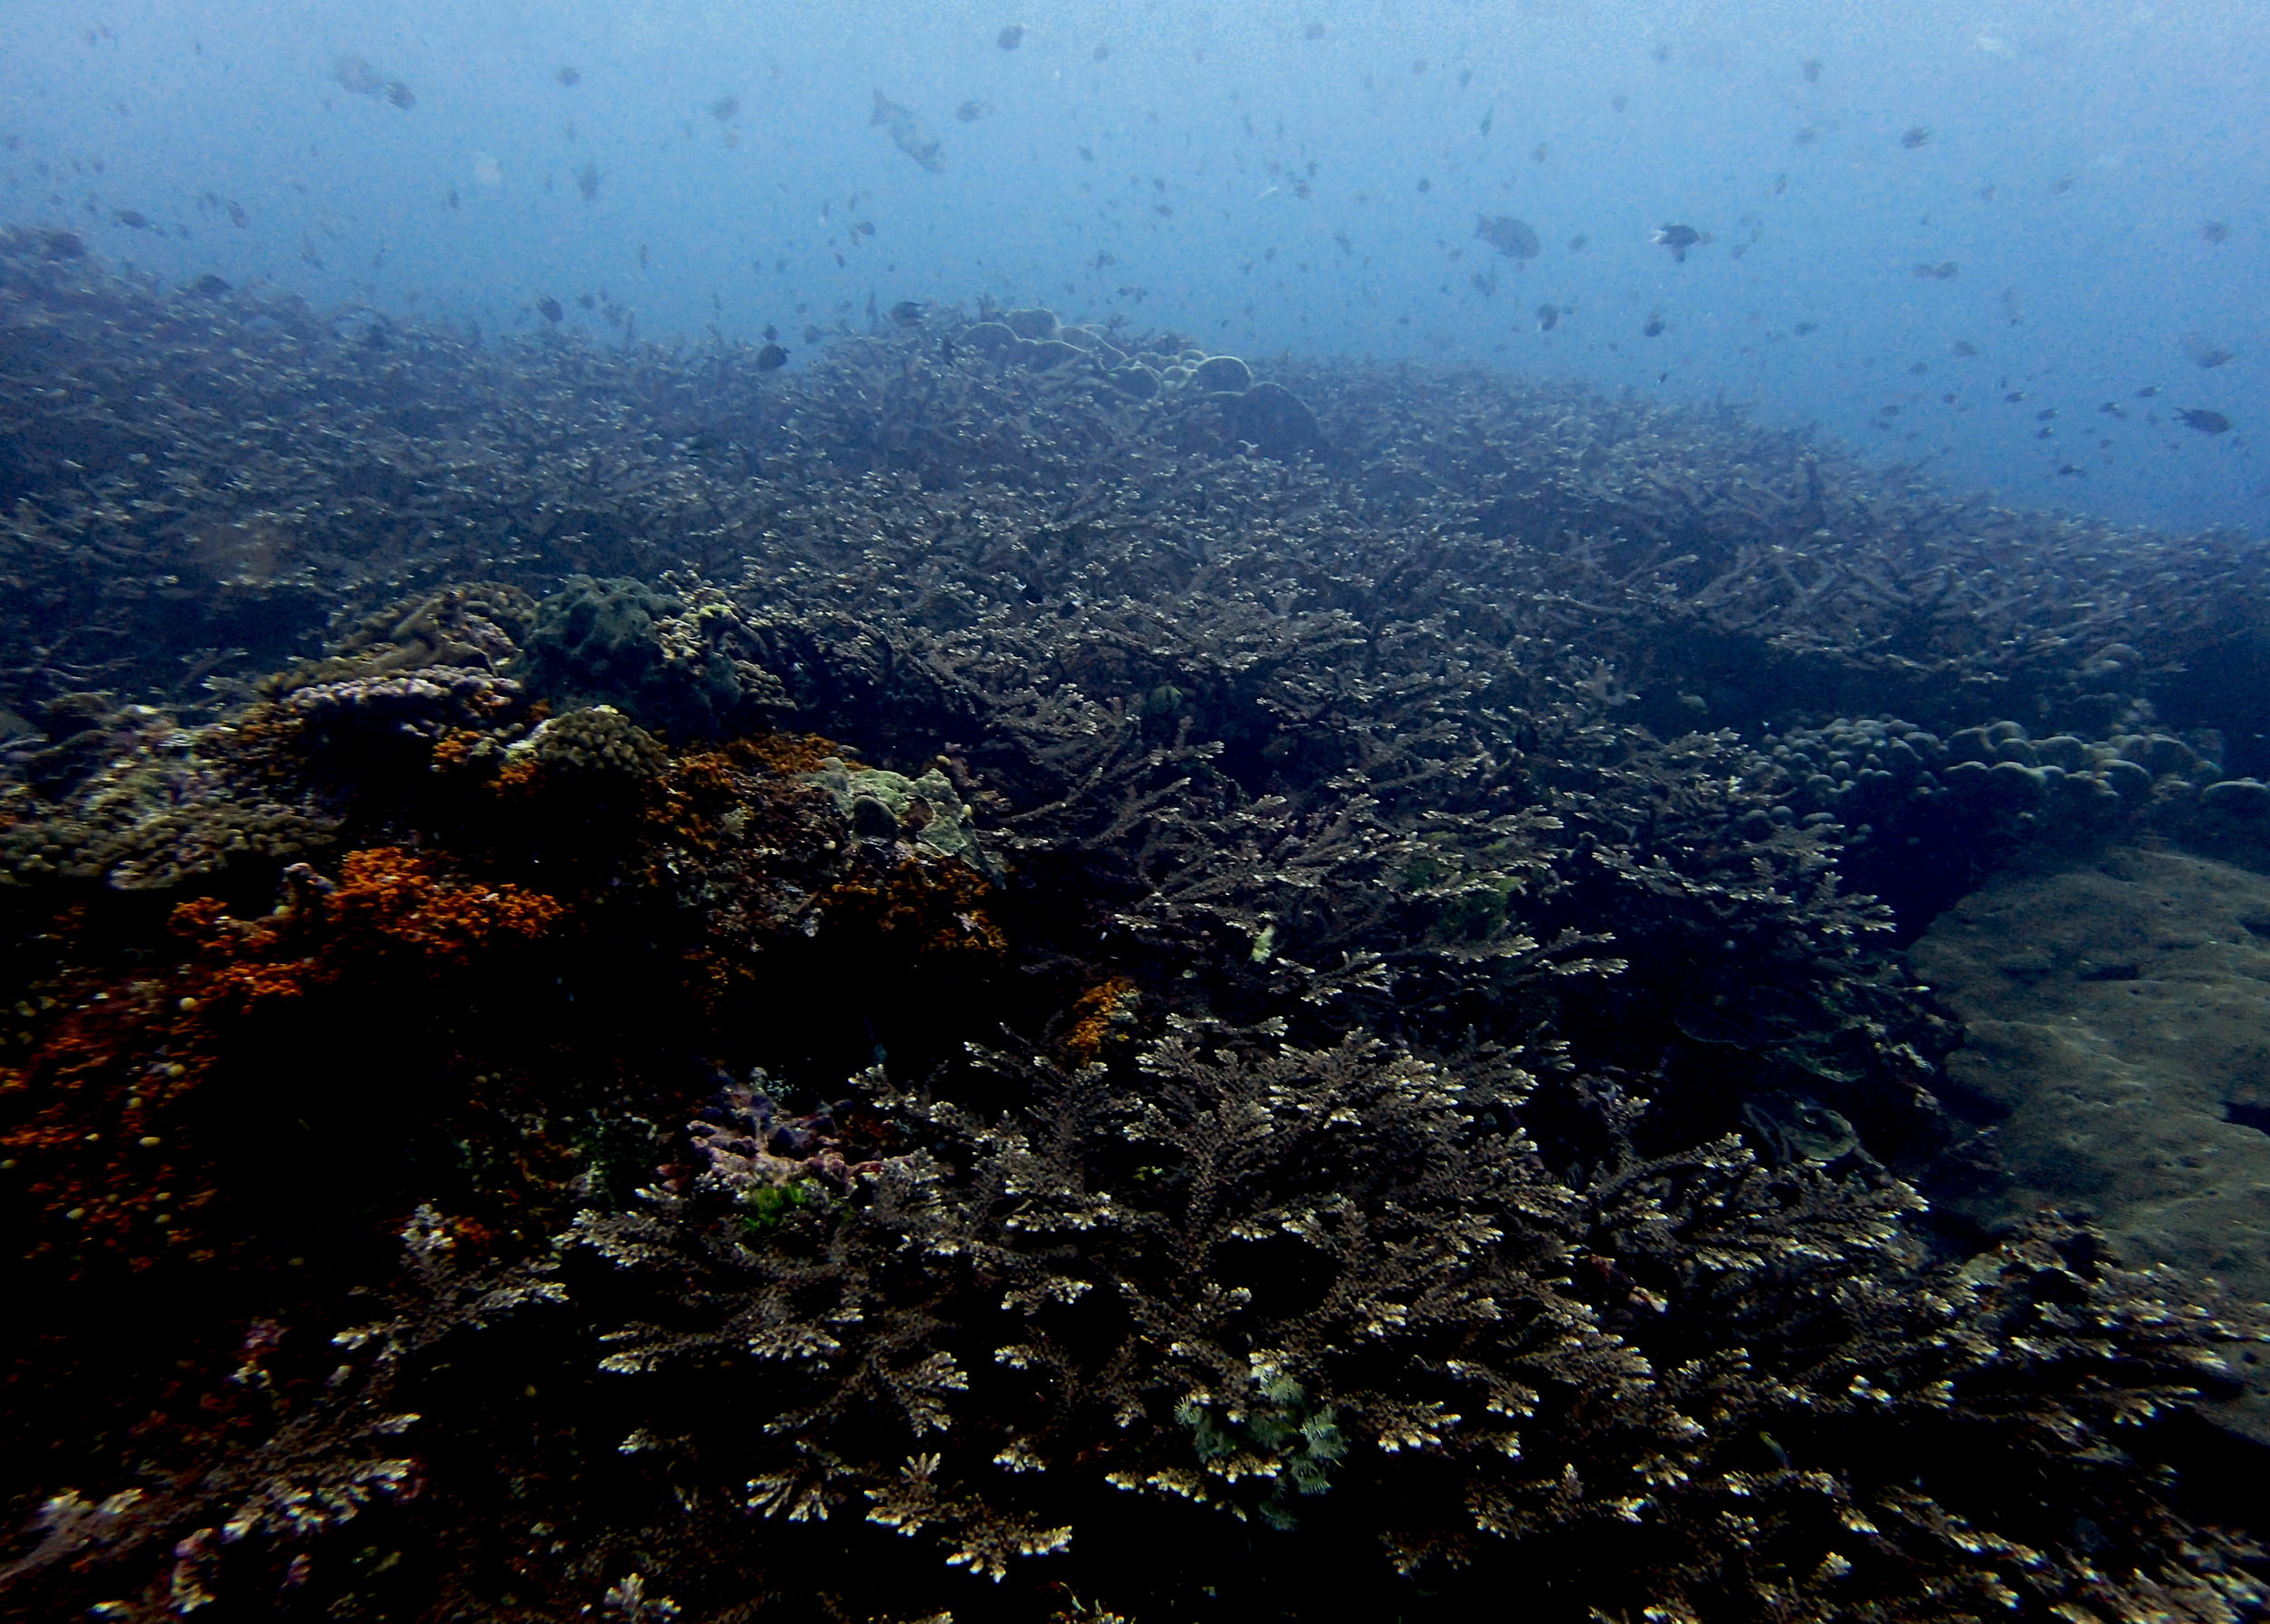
[[3, 0, 2262, 532]]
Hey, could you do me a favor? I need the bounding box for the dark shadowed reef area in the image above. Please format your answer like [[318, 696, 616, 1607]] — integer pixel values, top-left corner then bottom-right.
[[7, 225, 2270, 1622]]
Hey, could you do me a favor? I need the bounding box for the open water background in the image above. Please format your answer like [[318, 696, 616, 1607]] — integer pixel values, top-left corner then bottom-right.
[[0, 0, 2264, 533]]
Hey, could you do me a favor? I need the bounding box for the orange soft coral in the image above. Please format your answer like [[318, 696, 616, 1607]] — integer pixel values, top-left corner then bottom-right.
[[323, 846, 566, 964]]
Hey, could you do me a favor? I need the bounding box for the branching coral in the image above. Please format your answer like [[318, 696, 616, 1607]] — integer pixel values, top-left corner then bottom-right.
[[6, 243, 2270, 1624]]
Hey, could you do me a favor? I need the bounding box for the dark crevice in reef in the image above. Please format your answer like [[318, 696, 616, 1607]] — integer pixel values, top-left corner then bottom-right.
[[5, 231, 2270, 1621]]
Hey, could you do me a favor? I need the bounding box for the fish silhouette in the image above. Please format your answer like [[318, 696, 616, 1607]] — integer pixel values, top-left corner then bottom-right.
[[1654, 223, 1707, 262], [1475, 215, 1540, 259], [871, 91, 944, 172]]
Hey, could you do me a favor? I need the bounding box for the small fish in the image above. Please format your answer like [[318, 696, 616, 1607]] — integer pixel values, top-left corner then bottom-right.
[[1643, 312, 1666, 337], [1479, 108, 1494, 136], [2048, 174, 2075, 195], [226, 200, 249, 228], [111, 208, 148, 229], [997, 24, 1025, 49], [756, 342, 789, 370], [1536, 303, 1559, 331], [1911, 261, 1959, 280], [2137, 385, 2159, 397], [577, 158, 600, 201], [2200, 220, 2230, 243], [1901, 125, 1930, 148], [1952, 340, 1979, 356], [2176, 408, 2231, 435], [1793, 321, 1818, 335], [1653, 222, 1704, 261], [1567, 233, 1588, 251], [1094, 43, 1110, 60], [710, 94, 739, 122], [2186, 340, 2235, 369], [1304, 21, 1326, 39], [955, 100, 989, 123], [889, 300, 926, 327], [871, 90, 944, 172], [386, 79, 415, 109], [536, 296, 563, 324], [1801, 57, 1822, 82], [1475, 214, 1540, 259], [557, 65, 580, 86], [191, 273, 231, 295], [333, 54, 386, 96]]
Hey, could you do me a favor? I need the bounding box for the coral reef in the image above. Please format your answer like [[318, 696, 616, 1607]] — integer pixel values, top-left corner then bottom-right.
[[518, 573, 789, 741], [4, 236, 2270, 1622]]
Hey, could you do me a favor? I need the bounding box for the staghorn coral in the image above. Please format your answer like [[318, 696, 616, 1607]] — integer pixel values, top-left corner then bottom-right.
[[262, 585, 537, 699], [8, 237, 2270, 1624], [368, 1032, 2267, 1620], [8, 228, 2268, 798]]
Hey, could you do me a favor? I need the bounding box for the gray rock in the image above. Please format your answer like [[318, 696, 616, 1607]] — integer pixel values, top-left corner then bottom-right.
[[1985, 760, 2047, 807], [1911, 845, 2270, 1443], [2126, 733, 2200, 779], [2101, 758, 2153, 800], [1001, 307, 1060, 340], [2036, 734, 2094, 773], [1942, 759, 1992, 799], [1189, 354, 1253, 393], [1021, 338, 1084, 369], [1109, 364, 1161, 399], [1948, 726, 1997, 765], [1221, 379, 1322, 459], [2202, 778, 2270, 820]]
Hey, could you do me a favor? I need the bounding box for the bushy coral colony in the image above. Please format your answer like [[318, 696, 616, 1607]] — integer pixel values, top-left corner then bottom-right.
[[5, 229, 2270, 1621]]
